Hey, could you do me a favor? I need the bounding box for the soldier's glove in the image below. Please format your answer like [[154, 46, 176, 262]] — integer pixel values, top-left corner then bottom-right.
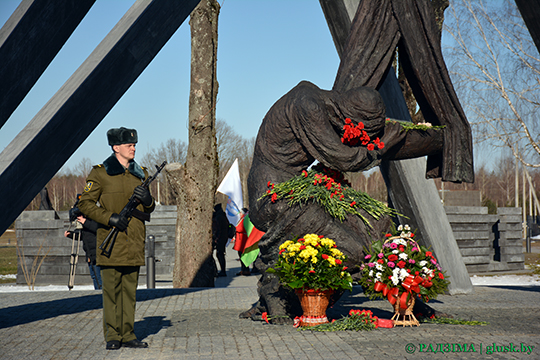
[[109, 213, 129, 232], [134, 185, 153, 207]]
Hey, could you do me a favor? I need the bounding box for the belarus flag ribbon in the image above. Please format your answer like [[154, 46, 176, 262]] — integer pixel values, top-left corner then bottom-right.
[[234, 213, 265, 267]]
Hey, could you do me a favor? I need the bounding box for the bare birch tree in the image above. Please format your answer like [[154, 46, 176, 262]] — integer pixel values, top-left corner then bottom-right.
[[444, 0, 540, 168]]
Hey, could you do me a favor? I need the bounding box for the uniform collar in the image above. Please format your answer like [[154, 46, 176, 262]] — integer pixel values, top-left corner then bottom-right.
[[103, 154, 145, 179]]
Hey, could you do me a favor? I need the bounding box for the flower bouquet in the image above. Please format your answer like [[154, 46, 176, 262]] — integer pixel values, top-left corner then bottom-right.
[[260, 163, 397, 227], [359, 225, 450, 326], [267, 234, 353, 326]]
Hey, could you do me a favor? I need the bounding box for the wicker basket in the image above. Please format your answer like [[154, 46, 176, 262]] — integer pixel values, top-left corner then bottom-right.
[[391, 295, 420, 327], [295, 289, 333, 327]]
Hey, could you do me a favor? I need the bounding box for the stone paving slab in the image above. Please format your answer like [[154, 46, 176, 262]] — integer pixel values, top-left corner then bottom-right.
[[1, 284, 539, 360]]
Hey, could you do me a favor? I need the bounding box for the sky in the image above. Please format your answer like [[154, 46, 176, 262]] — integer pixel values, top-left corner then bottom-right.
[[0, 0, 341, 173], [0, 0, 523, 175]]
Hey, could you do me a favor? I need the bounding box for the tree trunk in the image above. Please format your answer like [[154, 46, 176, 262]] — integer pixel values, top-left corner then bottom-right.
[[170, 0, 220, 288]]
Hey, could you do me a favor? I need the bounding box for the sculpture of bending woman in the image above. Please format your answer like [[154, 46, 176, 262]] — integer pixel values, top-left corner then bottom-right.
[[244, 0, 473, 321]]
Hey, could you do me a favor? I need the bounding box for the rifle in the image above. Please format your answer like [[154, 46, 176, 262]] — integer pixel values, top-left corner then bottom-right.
[[99, 161, 167, 257]]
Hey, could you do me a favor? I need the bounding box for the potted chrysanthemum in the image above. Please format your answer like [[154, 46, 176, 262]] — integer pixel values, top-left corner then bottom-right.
[[267, 234, 353, 327], [359, 225, 450, 326]]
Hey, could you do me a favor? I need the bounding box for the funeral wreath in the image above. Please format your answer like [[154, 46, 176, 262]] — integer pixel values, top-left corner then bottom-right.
[[359, 225, 450, 308]]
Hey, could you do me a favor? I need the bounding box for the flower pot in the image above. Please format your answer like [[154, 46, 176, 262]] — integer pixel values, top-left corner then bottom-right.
[[295, 289, 333, 327], [390, 294, 419, 327]]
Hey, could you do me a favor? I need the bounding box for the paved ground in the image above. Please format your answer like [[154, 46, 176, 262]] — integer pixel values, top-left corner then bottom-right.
[[1, 251, 539, 359]]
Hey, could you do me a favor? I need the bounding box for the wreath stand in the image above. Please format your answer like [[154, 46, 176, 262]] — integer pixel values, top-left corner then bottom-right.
[[391, 296, 419, 327]]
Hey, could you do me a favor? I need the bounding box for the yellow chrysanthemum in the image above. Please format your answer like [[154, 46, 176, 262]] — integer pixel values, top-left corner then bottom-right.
[[299, 246, 318, 260], [279, 240, 293, 251], [288, 243, 302, 253], [303, 234, 320, 247], [311, 256, 318, 264], [326, 256, 336, 266], [320, 237, 336, 248], [330, 248, 343, 258]]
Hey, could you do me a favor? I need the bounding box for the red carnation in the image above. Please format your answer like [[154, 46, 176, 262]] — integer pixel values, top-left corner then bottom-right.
[[377, 142, 385, 149], [388, 254, 398, 262], [271, 193, 277, 203], [426, 251, 432, 257], [438, 272, 444, 279], [299, 245, 306, 250], [397, 260, 406, 268], [335, 259, 342, 265], [385, 233, 392, 237], [322, 254, 329, 260], [367, 143, 375, 151], [377, 259, 384, 264]]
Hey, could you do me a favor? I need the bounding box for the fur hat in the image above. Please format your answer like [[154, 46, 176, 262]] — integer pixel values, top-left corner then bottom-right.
[[107, 127, 138, 146]]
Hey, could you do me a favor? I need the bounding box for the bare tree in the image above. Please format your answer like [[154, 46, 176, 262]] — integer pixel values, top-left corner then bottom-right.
[[74, 157, 94, 179], [167, 0, 220, 288], [140, 138, 187, 169], [444, 0, 540, 168]]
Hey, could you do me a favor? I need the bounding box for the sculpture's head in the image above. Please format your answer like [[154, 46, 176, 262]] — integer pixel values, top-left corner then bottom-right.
[[337, 86, 386, 138]]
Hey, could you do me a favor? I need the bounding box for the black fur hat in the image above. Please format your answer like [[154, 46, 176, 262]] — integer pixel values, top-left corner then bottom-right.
[[107, 127, 138, 146]]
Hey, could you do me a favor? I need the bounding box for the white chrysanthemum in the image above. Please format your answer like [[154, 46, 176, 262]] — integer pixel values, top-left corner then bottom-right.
[[391, 276, 400, 286], [393, 238, 406, 246], [375, 263, 384, 271], [399, 253, 408, 260], [375, 272, 382, 280], [404, 225, 410, 231], [419, 260, 428, 267], [400, 268, 408, 279], [392, 250, 399, 254], [369, 270, 374, 277], [397, 225, 403, 231]]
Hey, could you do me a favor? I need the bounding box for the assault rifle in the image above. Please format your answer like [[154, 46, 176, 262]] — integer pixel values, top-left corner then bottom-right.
[[99, 161, 167, 257]]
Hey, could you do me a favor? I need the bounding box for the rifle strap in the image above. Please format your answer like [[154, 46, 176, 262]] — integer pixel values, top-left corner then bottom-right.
[[132, 209, 151, 222]]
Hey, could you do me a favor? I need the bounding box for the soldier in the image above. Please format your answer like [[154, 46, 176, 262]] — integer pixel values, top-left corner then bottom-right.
[[78, 127, 155, 350]]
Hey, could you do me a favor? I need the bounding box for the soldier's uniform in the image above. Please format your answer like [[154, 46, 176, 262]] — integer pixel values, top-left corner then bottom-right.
[[78, 128, 154, 348]]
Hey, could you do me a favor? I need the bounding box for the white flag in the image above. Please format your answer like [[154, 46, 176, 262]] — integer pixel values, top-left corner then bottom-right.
[[217, 159, 243, 226]]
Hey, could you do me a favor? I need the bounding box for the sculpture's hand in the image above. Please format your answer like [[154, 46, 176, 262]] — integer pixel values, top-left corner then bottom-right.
[[377, 121, 407, 155]]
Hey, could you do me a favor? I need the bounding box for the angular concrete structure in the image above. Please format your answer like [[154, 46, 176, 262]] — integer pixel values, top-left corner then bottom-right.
[[0, 0, 200, 235]]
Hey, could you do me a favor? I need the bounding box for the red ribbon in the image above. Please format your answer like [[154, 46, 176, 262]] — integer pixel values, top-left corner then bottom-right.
[[374, 282, 399, 305], [398, 275, 424, 309], [402, 275, 423, 294]]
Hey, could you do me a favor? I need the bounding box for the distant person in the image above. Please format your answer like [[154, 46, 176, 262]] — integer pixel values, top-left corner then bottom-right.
[[212, 204, 229, 277], [78, 127, 155, 350], [65, 201, 102, 289]]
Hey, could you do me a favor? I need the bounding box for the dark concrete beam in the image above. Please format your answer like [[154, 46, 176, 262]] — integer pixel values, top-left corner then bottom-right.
[[515, 0, 540, 54], [0, 0, 96, 129], [0, 0, 201, 235], [320, 0, 473, 294]]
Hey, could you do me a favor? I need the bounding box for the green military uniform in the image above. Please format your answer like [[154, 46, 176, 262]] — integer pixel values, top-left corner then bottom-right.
[[79, 152, 155, 344]]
